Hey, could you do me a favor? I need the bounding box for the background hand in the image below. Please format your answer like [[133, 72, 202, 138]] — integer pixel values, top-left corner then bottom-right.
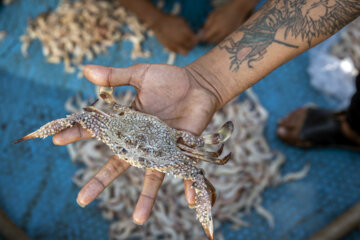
[[200, 0, 256, 44], [52, 63, 220, 224], [151, 14, 198, 55]]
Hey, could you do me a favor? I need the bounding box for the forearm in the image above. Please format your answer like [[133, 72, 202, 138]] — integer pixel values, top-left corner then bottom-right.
[[188, 0, 360, 109], [117, 0, 164, 27], [232, 0, 259, 13]]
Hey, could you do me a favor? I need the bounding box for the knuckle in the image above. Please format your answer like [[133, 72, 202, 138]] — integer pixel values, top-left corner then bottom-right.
[[132, 63, 151, 88], [93, 176, 106, 189], [134, 63, 149, 69], [140, 193, 155, 200], [110, 156, 127, 174], [145, 171, 163, 183], [76, 125, 83, 138], [106, 67, 113, 86]]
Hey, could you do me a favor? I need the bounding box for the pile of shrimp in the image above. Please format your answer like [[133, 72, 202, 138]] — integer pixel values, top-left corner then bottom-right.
[[65, 89, 309, 240]]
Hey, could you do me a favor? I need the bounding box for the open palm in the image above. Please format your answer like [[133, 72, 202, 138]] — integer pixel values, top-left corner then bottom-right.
[[53, 63, 219, 224]]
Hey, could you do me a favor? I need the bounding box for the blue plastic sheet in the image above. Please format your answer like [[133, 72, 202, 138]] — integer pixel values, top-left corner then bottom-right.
[[0, 1, 359, 239]]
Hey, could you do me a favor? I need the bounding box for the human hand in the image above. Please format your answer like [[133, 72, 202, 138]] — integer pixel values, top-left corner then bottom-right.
[[200, 0, 256, 44], [151, 14, 198, 55], [52, 63, 221, 224]]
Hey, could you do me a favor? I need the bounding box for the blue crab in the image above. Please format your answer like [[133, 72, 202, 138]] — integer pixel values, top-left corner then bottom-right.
[[15, 87, 234, 239]]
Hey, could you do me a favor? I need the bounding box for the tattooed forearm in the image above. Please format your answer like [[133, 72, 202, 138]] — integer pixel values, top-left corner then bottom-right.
[[219, 0, 360, 71]]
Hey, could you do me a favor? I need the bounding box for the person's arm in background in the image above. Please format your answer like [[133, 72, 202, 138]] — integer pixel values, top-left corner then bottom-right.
[[54, 0, 360, 227], [189, 0, 360, 109], [200, 0, 259, 44], [117, 0, 197, 55]]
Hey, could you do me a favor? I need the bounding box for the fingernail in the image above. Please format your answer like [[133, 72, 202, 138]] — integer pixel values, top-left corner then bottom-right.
[[84, 65, 104, 81], [197, 30, 203, 41], [188, 204, 196, 209], [277, 127, 287, 136], [83, 65, 94, 75], [76, 198, 86, 208], [133, 219, 143, 225], [52, 134, 64, 145]]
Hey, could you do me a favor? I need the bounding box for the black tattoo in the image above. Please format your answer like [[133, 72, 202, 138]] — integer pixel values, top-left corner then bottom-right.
[[219, 0, 360, 71]]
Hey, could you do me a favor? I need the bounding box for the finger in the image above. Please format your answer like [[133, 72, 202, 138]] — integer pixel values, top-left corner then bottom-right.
[[202, 28, 220, 43], [83, 64, 150, 89], [77, 155, 130, 207], [197, 29, 204, 42], [164, 43, 181, 54], [133, 169, 165, 224], [201, 16, 216, 41], [167, 37, 189, 54], [172, 44, 188, 55], [53, 124, 92, 145], [184, 180, 196, 208], [202, 15, 214, 35], [178, 47, 189, 56], [158, 39, 176, 53], [175, 40, 190, 55], [183, 34, 198, 50], [210, 32, 227, 44]]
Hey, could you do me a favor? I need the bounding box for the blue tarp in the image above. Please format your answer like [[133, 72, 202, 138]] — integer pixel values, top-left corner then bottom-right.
[[0, 0, 359, 239]]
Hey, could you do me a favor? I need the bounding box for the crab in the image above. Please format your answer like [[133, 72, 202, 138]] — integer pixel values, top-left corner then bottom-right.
[[14, 87, 234, 240]]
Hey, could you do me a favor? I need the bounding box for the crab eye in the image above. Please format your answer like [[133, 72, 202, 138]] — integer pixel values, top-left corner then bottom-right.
[[119, 112, 124, 116]]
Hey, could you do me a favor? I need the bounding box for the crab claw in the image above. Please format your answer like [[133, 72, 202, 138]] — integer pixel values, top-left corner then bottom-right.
[[202, 219, 214, 240], [203, 121, 234, 145], [13, 117, 78, 144], [13, 131, 38, 144]]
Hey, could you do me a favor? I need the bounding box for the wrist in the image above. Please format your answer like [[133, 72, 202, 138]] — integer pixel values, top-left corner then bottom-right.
[[185, 61, 230, 111]]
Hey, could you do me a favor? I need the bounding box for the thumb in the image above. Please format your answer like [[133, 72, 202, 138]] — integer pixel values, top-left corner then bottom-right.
[[83, 64, 149, 88]]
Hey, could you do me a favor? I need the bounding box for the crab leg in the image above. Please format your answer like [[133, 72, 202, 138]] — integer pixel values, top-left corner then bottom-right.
[[166, 164, 214, 240], [83, 106, 111, 117], [97, 86, 132, 113], [177, 143, 231, 165], [13, 111, 109, 144], [176, 121, 234, 148], [177, 143, 224, 158], [176, 130, 205, 147], [98, 87, 115, 104], [182, 150, 231, 165], [13, 114, 81, 144], [191, 170, 215, 240], [204, 176, 217, 206]]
